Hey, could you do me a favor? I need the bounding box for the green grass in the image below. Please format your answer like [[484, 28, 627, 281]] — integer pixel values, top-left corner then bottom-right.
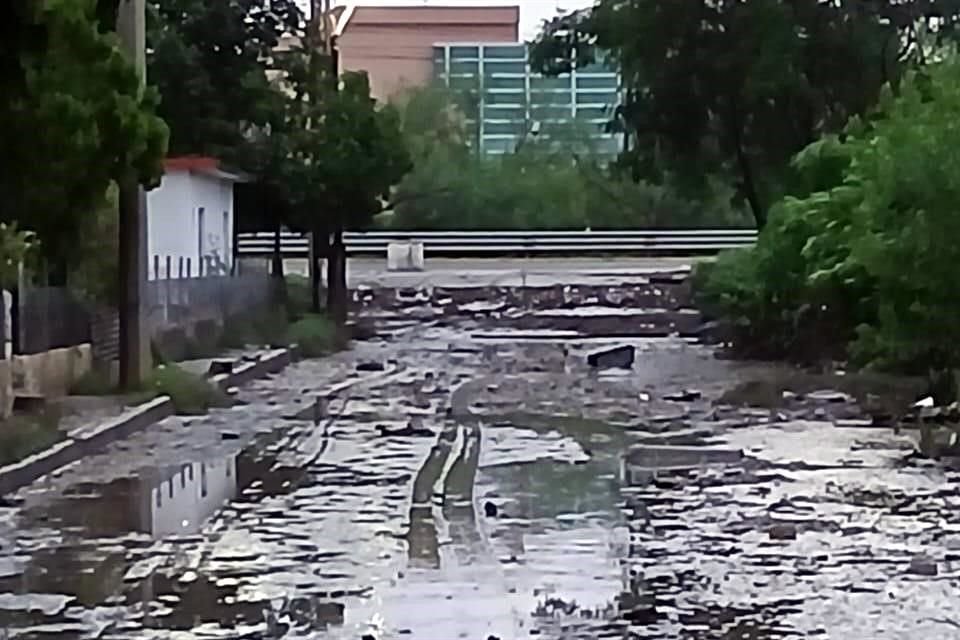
[[288, 314, 344, 358], [141, 364, 230, 415], [0, 409, 63, 467]]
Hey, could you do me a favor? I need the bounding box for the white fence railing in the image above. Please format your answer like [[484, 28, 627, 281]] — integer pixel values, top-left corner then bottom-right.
[[236, 229, 758, 257]]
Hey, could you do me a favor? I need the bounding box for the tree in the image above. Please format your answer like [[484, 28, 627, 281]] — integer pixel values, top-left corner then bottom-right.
[[699, 55, 960, 377], [0, 0, 167, 282], [286, 60, 411, 322], [146, 0, 302, 161], [530, 0, 952, 228]]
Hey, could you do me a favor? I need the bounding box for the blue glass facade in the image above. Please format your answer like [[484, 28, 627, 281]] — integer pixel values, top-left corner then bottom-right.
[[432, 43, 622, 156]]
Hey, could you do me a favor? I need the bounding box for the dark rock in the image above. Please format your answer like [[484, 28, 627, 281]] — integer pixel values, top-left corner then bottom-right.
[[586, 345, 635, 370], [768, 523, 798, 540], [347, 321, 378, 341], [484, 501, 498, 517], [207, 359, 234, 376], [361, 635, 376, 640], [221, 431, 240, 441], [908, 554, 938, 576], [375, 423, 433, 438], [663, 389, 702, 402], [356, 361, 386, 372]]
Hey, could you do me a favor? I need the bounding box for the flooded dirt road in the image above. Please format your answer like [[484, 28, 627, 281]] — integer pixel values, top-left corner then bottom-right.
[[2, 274, 960, 639]]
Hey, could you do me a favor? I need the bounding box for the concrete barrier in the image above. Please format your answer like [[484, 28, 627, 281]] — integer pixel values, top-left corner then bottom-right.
[[386, 242, 425, 272]]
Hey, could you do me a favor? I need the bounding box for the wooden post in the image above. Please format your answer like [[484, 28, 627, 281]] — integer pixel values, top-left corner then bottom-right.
[[116, 0, 149, 390]]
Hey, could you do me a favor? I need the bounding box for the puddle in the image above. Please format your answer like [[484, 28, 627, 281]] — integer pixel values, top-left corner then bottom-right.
[[3, 282, 960, 639]]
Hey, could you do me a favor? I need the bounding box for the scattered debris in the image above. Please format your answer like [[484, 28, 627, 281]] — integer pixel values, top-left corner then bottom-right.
[[586, 345, 635, 370], [664, 389, 702, 402]]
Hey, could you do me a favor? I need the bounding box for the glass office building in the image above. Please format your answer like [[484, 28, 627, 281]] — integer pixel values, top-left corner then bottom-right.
[[432, 42, 622, 156]]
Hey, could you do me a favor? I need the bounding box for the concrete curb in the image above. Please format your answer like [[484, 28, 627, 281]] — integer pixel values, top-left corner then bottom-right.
[[0, 397, 173, 496], [0, 347, 298, 496], [209, 348, 296, 392]]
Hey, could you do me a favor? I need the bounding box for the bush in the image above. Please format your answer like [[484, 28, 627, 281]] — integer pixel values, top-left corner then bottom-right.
[[285, 274, 313, 320], [288, 314, 343, 358], [698, 59, 960, 380], [0, 410, 62, 466], [70, 368, 116, 395], [143, 364, 229, 415]]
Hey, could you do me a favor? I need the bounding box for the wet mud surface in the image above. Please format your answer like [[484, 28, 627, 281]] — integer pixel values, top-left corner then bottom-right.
[[2, 273, 960, 639]]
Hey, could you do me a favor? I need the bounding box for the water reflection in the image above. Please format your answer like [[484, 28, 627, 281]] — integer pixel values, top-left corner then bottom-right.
[[22, 455, 238, 539], [1, 452, 241, 615], [150, 457, 237, 537]]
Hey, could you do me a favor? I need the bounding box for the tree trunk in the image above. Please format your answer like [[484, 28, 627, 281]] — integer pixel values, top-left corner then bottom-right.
[[310, 229, 326, 314], [327, 228, 347, 325], [729, 98, 766, 229], [270, 222, 286, 306]]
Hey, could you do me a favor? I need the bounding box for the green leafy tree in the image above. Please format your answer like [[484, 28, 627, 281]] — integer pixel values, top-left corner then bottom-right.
[[530, 0, 952, 228], [0, 0, 168, 283], [699, 55, 960, 382], [146, 0, 302, 160], [287, 59, 412, 321], [385, 88, 749, 231]]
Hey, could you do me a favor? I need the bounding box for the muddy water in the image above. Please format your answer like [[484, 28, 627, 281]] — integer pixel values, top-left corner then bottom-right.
[[1, 279, 959, 639]]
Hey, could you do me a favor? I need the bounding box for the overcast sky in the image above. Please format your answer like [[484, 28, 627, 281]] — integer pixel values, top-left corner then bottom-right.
[[297, 1, 595, 40]]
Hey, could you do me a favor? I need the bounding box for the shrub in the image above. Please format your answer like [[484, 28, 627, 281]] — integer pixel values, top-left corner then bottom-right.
[[143, 364, 229, 415], [0, 409, 62, 466], [699, 59, 960, 380], [69, 368, 116, 396], [288, 314, 343, 358], [285, 274, 313, 320]]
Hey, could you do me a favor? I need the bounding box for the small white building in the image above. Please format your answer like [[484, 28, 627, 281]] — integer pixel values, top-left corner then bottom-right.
[[146, 156, 247, 279]]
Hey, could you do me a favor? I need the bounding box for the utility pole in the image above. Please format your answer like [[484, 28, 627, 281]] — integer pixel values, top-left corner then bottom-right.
[[116, 0, 149, 389]]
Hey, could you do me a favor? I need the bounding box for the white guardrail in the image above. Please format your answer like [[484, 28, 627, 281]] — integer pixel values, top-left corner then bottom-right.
[[236, 229, 759, 256]]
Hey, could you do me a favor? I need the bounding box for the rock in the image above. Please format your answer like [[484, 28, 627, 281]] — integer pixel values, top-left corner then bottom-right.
[[807, 389, 854, 403], [484, 501, 498, 517], [664, 389, 702, 402], [347, 321, 378, 341], [356, 361, 386, 372], [375, 423, 432, 438], [586, 345, 635, 370], [221, 431, 240, 441], [834, 418, 875, 428], [207, 359, 234, 376], [908, 554, 938, 576], [768, 523, 798, 540]]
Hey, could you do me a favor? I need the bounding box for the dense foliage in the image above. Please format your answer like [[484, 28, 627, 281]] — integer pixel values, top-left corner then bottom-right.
[[531, 0, 960, 227], [0, 0, 168, 278], [146, 0, 300, 159], [697, 58, 960, 376], [385, 87, 751, 231]]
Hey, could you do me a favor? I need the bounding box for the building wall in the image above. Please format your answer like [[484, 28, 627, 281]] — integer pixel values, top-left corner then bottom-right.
[[190, 173, 234, 276], [147, 171, 234, 279], [147, 171, 193, 276], [337, 6, 519, 100], [433, 42, 622, 156]]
